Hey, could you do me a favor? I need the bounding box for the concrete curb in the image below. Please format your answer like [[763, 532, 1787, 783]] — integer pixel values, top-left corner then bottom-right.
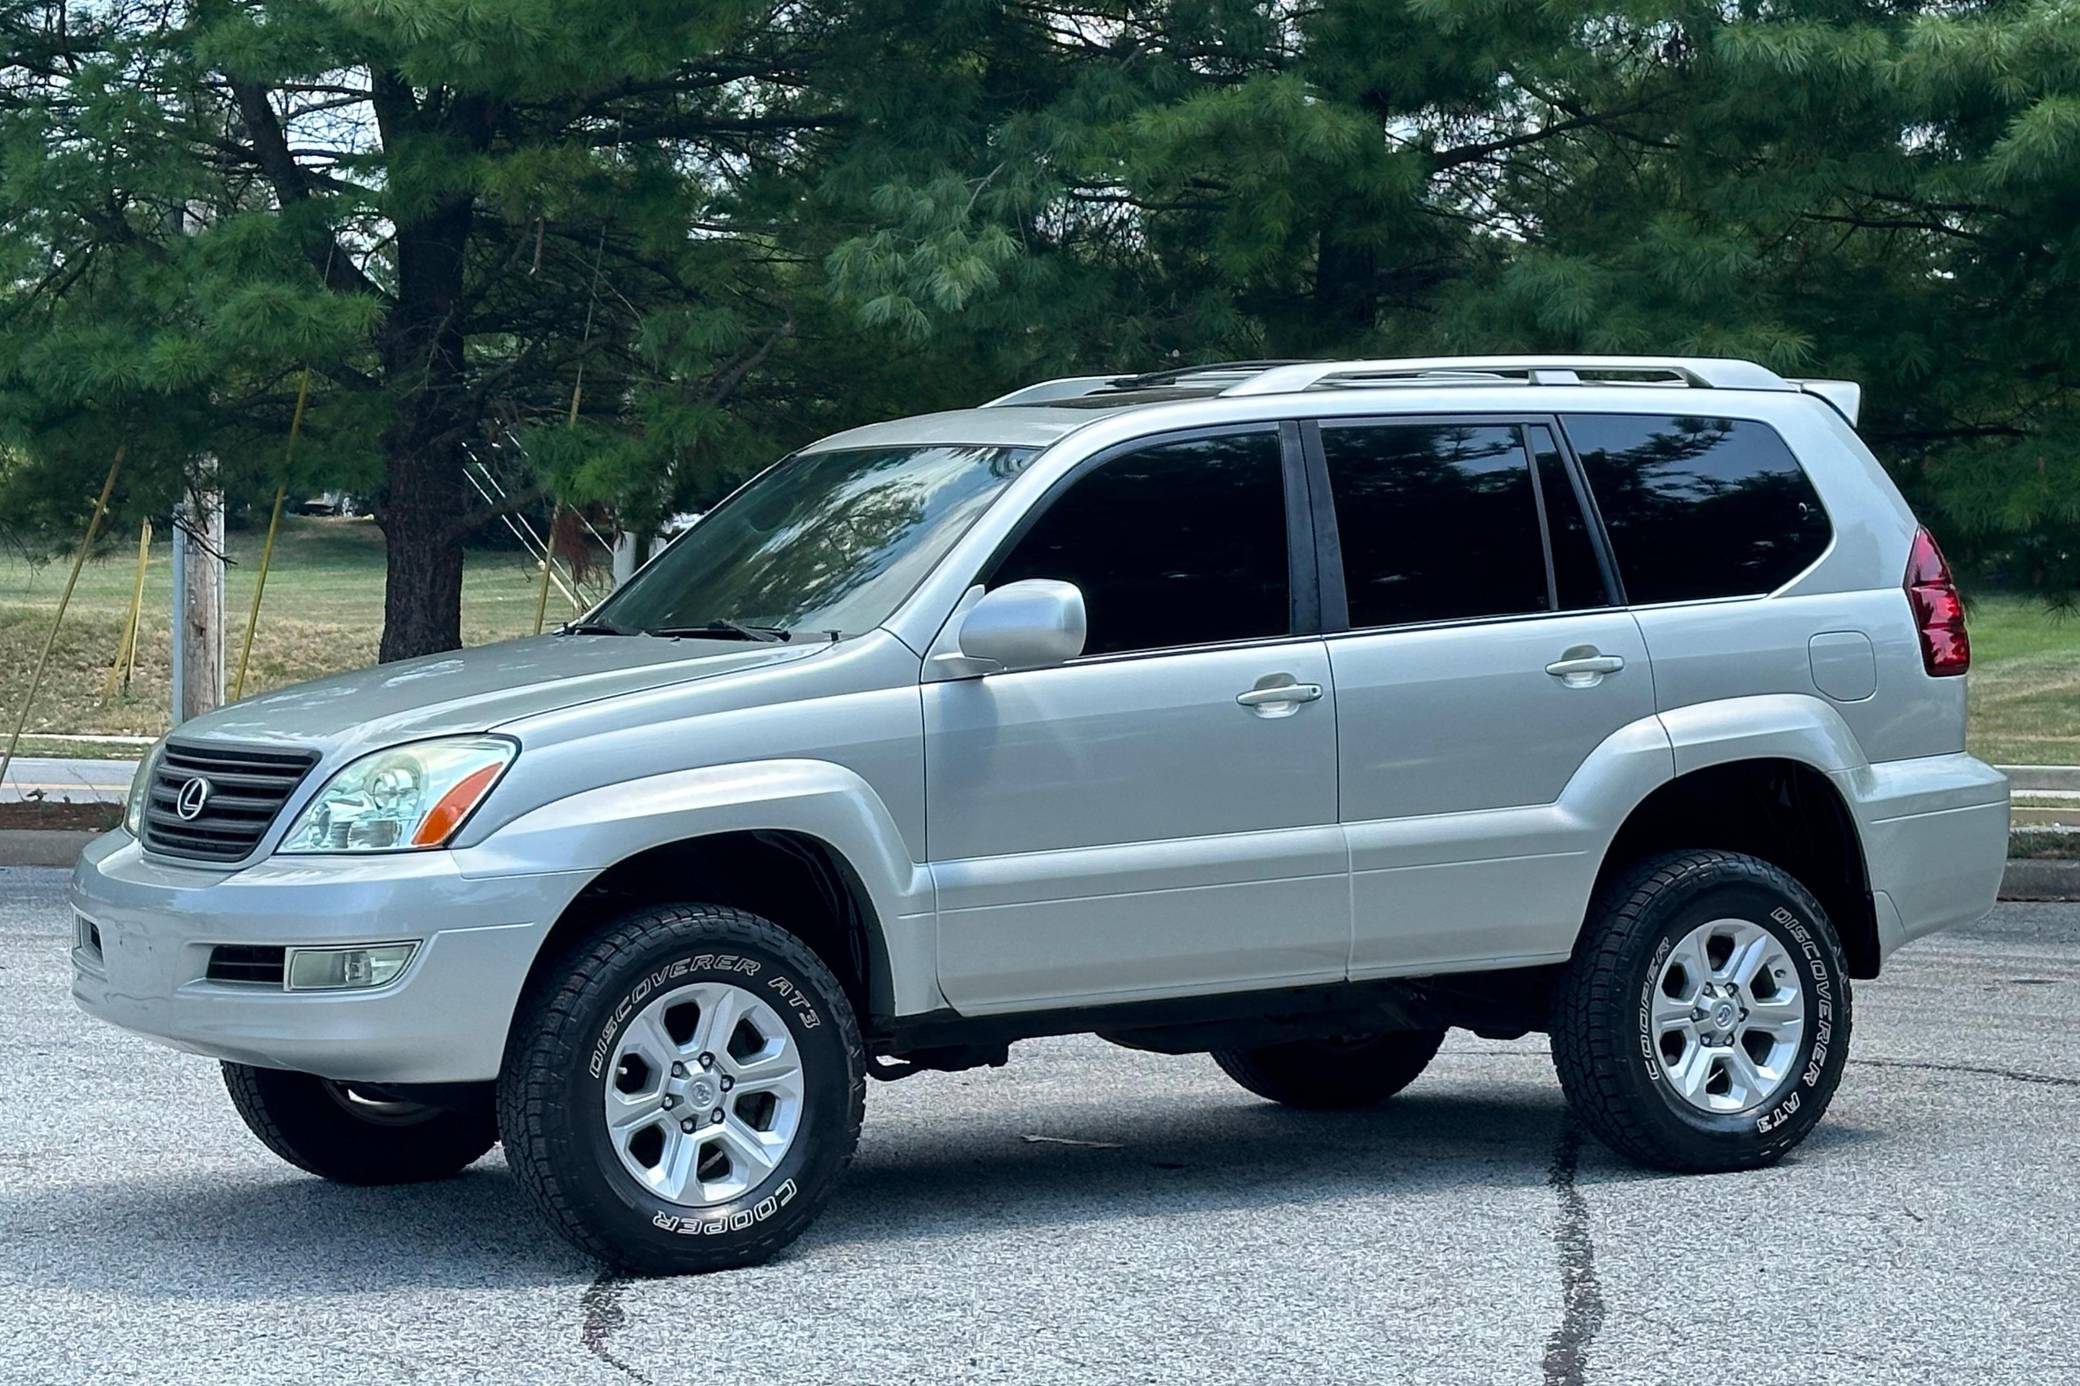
[[0, 830, 95, 870], [2001, 858, 2080, 902]]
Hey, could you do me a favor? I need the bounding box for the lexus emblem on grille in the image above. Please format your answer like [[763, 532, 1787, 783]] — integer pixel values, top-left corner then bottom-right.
[[174, 776, 213, 821]]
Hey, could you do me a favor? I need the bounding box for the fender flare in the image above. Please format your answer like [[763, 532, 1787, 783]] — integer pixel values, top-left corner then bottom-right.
[[1498, 695, 1873, 960], [462, 758, 938, 1015], [1655, 693, 1868, 779], [1585, 694, 1880, 971]]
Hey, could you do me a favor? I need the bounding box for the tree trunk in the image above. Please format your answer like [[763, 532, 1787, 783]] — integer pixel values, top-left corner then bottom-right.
[[377, 448, 468, 662], [374, 300, 472, 661], [372, 202, 475, 662], [370, 81, 491, 664]]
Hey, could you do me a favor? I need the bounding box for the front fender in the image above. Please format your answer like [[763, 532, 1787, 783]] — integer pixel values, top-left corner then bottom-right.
[[455, 758, 938, 1013]]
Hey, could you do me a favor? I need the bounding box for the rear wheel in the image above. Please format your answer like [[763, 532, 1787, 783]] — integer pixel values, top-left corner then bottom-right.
[[498, 903, 864, 1275], [1552, 849, 1852, 1172], [222, 1064, 497, 1184], [1213, 1028, 1447, 1108]]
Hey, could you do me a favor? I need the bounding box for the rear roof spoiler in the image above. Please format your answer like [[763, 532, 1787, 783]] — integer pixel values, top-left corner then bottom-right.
[[1792, 379, 1862, 427]]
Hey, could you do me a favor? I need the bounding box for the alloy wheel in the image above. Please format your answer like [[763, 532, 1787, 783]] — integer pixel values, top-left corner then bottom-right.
[[601, 981, 806, 1205], [1649, 918, 1806, 1115]]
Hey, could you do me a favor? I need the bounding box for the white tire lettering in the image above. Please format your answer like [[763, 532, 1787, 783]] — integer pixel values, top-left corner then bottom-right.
[[649, 1180, 800, 1237]]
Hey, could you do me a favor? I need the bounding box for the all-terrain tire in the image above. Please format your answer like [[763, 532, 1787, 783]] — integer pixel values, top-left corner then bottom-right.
[[1212, 1028, 1448, 1108], [1551, 849, 1852, 1173], [497, 903, 865, 1275], [222, 1063, 497, 1184]]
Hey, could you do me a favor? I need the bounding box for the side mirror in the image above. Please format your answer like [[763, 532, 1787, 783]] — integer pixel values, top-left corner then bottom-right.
[[956, 579, 1087, 672]]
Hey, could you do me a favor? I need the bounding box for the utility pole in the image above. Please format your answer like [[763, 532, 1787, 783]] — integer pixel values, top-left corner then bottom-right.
[[170, 466, 224, 723], [166, 196, 225, 725]]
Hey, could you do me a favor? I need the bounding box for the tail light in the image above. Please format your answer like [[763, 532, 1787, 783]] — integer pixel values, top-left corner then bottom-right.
[[1904, 527, 1969, 676]]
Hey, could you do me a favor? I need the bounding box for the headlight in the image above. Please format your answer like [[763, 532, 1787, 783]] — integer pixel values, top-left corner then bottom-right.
[[276, 736, 516, 854], [124, 736, 167, 837]]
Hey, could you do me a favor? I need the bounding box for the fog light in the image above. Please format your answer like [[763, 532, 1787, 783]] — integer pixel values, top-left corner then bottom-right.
[[285, 943, 417, 991]]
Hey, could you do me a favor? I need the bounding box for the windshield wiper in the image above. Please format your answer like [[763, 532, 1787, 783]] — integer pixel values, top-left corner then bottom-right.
[[646, 620, 791, 643], [559, 620, 635, 636]]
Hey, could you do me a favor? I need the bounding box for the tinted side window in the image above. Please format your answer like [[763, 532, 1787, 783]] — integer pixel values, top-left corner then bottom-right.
[[1528, 426, 1610, 611], [1562, 414, 1832, 604], [1320, 423, 1548, 628], [989, 431, 1289, 656]]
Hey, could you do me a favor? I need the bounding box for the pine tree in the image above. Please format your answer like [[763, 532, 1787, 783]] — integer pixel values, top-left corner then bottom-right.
[[6, 0, 2075, 667], [1, 0, 907, 658]]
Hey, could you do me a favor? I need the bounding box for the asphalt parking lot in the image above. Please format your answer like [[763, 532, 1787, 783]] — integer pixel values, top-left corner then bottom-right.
[[2, 865, 2075, 1385]]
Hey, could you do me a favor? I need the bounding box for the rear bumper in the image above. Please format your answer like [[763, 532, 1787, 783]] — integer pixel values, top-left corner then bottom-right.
[[1836, 753, 2010, 962], [69, 832, 589, 1083]]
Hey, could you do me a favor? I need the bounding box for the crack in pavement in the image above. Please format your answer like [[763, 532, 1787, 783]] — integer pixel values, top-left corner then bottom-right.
[[561, 1050, 2060, 1386], [580, 1272, 655, 1384], [1855, 1057, 2080, 1089], [1541, 1117, 1605, 1386]]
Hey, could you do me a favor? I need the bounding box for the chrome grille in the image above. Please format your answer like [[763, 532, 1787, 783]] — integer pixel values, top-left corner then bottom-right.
[[140, 740, 318, 863]]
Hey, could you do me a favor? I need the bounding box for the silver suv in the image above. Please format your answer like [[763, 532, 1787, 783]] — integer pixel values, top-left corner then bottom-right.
[[71, 356, 2011, 1274]]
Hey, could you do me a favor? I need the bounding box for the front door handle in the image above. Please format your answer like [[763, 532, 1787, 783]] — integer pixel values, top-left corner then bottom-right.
[[1545, 647, 1626, 687], [1236, 682, 1323, 707], [1236, 678, 1324, 717]]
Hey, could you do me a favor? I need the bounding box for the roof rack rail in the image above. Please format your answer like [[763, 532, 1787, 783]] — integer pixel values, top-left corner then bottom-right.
[[981, 376, 1123, 408], [981, 360, 1310, 407], [981, 355, 1846, 411], [1108, 359, 1310, 390], [1219, 356, 1793, 397]]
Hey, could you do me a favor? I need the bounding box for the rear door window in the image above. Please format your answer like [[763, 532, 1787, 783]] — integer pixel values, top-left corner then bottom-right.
[[1560, 414, 1831, 604], [1317, 422, 1550, 628]]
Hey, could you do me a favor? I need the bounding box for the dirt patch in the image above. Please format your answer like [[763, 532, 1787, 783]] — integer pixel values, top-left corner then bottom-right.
[[0, 800, 121, 832]]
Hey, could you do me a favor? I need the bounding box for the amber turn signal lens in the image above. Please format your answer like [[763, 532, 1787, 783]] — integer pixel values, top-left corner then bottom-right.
[[411, 762, 505, 847]]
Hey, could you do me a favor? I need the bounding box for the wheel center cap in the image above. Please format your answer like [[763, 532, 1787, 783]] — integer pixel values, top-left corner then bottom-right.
[[1710, 1001, 1738, 1031], [686, 1075, 718, 1107]]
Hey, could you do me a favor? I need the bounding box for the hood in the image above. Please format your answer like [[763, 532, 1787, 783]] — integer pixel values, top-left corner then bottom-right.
[[170, 633, 825, 759]]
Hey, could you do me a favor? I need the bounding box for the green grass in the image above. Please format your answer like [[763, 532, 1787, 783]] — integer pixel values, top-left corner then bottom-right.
[[1965, 592, 2080, 766], [4, 522, 2075, 763], [0, 515, 606, 739], [4, 736, 152, 760]]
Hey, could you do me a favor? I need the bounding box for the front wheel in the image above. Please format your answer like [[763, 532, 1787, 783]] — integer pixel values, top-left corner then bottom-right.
[[1213, 1028, 1447, 1108], [498, 903, 864, 1275], [1551, 850, 1852, 1173], [222, 1064, 497, 1184]]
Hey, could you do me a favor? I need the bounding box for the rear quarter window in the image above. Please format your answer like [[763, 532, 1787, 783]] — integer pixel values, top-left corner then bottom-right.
[[1561, 414, 1831, 604]]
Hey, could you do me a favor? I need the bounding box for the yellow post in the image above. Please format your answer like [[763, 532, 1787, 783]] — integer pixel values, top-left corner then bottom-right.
[[104, 517, 152, 701], [533, 500, 561, 635], [231, 484, 287, 702], [231, 368, 312, 703], [1, 447, 125, 798], [125, 524, 148, 691]]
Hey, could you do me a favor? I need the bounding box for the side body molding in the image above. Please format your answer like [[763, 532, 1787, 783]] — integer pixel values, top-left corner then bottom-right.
[[459, 758, 941, 1017], [1348, 713, 1674, 977]]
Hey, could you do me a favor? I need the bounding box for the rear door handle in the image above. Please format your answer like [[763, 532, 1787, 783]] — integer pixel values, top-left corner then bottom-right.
[[1545, 648, 1625, 686], [1236, 682, 1323, 708]]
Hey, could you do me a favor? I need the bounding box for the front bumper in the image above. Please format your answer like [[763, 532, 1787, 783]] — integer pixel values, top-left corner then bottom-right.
[[69, 832, 590, 1083], [1836, 752, 2011, 963]]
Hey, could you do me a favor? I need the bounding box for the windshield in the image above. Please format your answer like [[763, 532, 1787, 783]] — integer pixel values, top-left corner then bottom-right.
[[589, 444, 1036, 639]]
